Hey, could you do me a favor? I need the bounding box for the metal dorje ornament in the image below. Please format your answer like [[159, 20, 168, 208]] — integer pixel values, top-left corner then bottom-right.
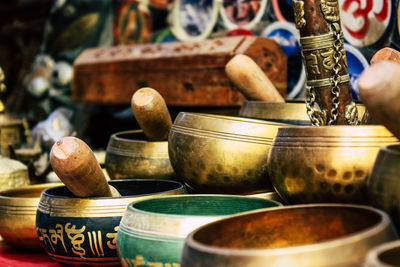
[[293, 0, 358, 125]]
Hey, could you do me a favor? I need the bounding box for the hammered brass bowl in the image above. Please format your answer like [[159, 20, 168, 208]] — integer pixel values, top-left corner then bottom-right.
[[364, 240, 400, 267], [168, 112, 286, 194], [239, 100, 367, 125], [181, 204, 397, 267], [105, 130, 174, 180], [36, 179, 185, 266], [368, 143, 400, 231], [117, 195, 281, 266], [268, 125, 398, 204], [0, 183, 59, 250]]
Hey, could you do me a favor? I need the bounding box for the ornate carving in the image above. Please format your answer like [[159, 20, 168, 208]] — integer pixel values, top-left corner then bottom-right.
[[320, 0, 340, 22], [305, 53, 321, 75], [293, 0, 306, 29]]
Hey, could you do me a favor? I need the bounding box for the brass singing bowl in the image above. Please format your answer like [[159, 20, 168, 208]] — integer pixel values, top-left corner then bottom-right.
[[239, 100, 367, 125], [36, 179, 186, 266], [0, 183, 60, 250], [168, 112, 286, 194], [268, 125, 398, 204], [117, 195, 281, 266], [368, 143, 400, 232], [364, 240, 400, 267], [105, 130, 174, 180], [181, 204, 397, 267]]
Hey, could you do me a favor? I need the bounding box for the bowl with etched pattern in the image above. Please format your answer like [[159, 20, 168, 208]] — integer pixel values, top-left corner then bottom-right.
[[35, 179, 185, 266], [268, 125, 398, 204], [168, 112, 286, 194]]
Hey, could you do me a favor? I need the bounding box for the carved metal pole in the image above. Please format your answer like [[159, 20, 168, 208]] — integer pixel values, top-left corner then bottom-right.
[[293, 0, 358, 125]]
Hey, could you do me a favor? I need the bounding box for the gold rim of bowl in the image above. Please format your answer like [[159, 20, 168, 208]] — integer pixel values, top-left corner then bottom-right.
[[185, 204, 393, 259], [38, 180, 186, 217]]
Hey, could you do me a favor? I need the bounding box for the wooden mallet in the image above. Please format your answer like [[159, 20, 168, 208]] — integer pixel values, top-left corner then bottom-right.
[[50, 136, 120, 197], [358, 60, 400, 139], [225, 54, 285, 103], [131, 87, 172, 141]]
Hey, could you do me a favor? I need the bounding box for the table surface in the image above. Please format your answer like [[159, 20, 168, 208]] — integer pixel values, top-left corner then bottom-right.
[[0, 238, 59, 267]]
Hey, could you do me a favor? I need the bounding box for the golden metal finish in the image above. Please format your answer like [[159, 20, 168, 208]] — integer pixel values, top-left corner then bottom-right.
[[38, 180, 186, 218], [364, 240, 400, 267], [0, 114, 23, 156], [307, 74, 350, 88], [168, 112, 286, 194], [239, 101, 366, 126], [368, 144, 400, 231], [320, 0, 340, 22], [0, 183, 60, 249], [268, 125, 398, 204], [181, 204, 396, 267], [0, 157, 30, 192], [300, 33, 336, 51], [105, 130, 174, 180], [293, 0, 306, 29]]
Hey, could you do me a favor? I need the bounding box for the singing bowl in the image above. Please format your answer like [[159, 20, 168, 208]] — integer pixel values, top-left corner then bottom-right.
[[0, 183, 60, 250], [368, 143, 400, 231], [36, 179, 185, 266], [364, 240, 400, 267], [239, 100, 367, 125], [268, 125, 398, 204], [105, 130, 174, 180], [168, 112, 286, 194], [181, 204, 397, 267], [117, 195, 281, 266]]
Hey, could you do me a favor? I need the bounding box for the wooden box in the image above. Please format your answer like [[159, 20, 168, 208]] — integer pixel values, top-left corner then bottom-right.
[[72, 36, 287, 106]]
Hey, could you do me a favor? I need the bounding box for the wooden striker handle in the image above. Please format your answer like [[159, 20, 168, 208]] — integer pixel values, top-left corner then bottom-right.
[[131, 87, 172, 141], [50, 136, 120, 197], [359, 61, 400, 139], [225, 54, 285, 103], [370, 47, 400, 65]]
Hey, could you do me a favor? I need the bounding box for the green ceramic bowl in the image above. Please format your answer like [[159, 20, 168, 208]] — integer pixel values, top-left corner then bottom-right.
[[117, 195, 281, 266]]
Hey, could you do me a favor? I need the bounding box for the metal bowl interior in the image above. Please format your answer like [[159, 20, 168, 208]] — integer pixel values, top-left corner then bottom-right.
[[168, 112, 286, 194], [117, 195, 281, 266], [105, 130, 174, 180], [365, 240, 400, 267], [36, 179, 186, 266], [0, 183, 60, 249], [239, 100, 367, 125], [182, 204, 396, 267], [268, 125, 398, 204]]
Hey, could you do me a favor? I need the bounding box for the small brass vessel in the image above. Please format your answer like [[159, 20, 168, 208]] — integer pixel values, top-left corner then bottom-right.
[[239, 100, 367, 125], [0, 183, 59, 249], [36, 179, 185, 266], [368, 143, 400, 231], [364, 240, 400, 267], [0, 114, 23, 156], [268, 125, 398, 204], [0, 156, 30, 192], [105, 130, 174, 180], [168, 112, 286, 194], [117, 195, 281, 266], [181, 204, 397, 267]]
